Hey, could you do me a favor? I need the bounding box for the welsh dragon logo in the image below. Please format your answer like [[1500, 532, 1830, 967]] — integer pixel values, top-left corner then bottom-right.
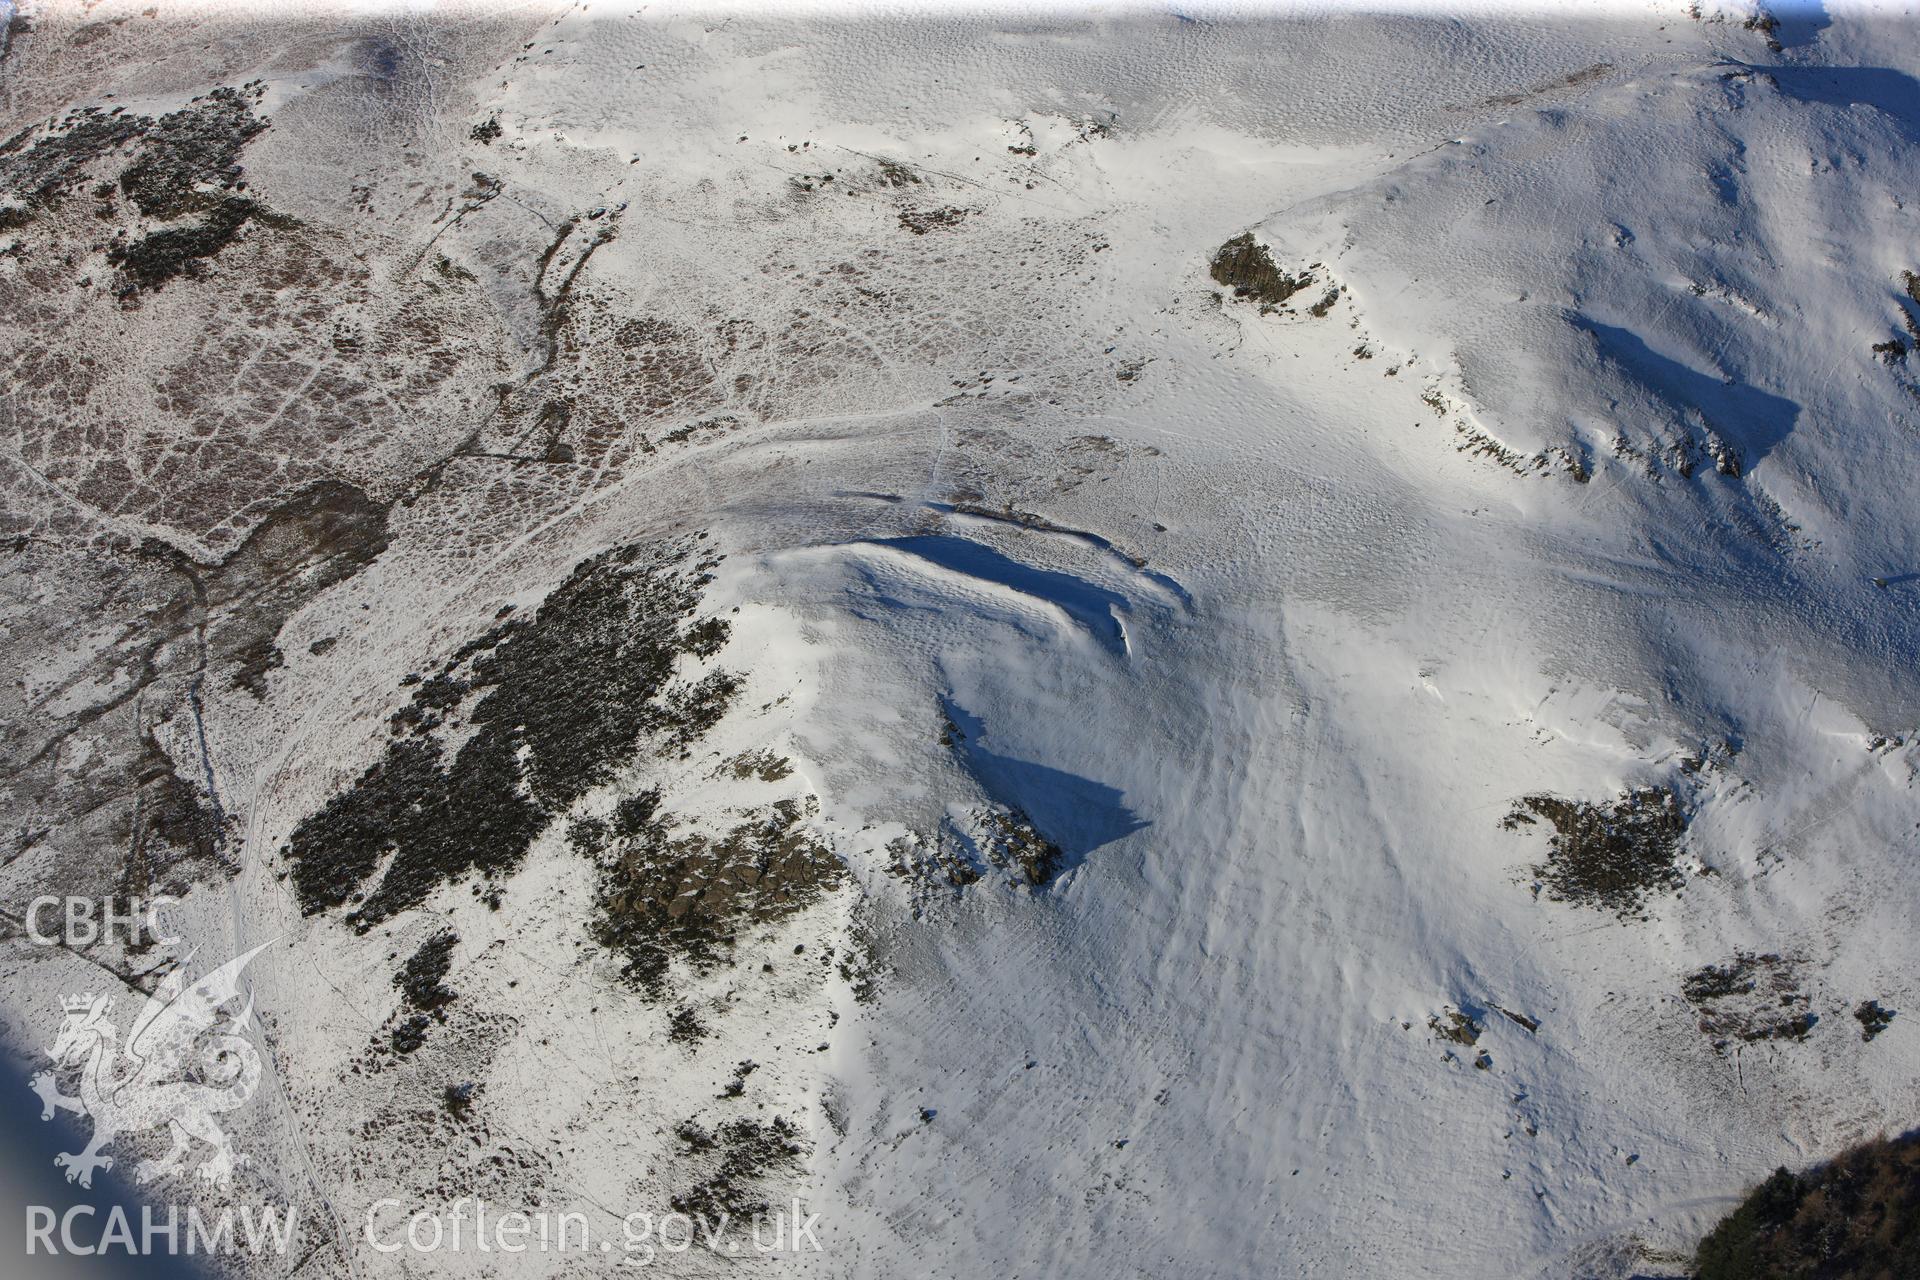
[[30, 940, 273, 1190]]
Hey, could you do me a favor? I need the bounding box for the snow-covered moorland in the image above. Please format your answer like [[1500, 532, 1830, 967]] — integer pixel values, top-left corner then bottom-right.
[[1, 1, 1917, 1277]]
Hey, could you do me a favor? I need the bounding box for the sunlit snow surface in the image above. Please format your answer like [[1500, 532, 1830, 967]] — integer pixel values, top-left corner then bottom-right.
[[2, 2, 1918, 1277]]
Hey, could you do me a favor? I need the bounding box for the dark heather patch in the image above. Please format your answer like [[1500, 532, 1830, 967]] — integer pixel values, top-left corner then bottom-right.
[[390, 1014, 431, 1055], [283, 540, 736, 929], [442, 1082, 476, 1119], [108, 196, 273, 291], [117, 87, 268, 219], [1, 86, 268, 239], [2, 13, 30, 62], [1430, 1008, 1483, 1046], [396, 932, 458, 1011], [670, 1116, 805, 1223], [228, 640, 284, 697], [1503, 787, 1687, 917], [0, 108, 148, 210], [727, 749, 792, 782], [1692, 1132, 1920, 1280], [1682, 952, 1815, 1050], [898, 206, 970, 234], [592, 797, 843, 998], [388, 931, 457, 1054], [122, 733, 224, 901], [1497, 1007, 1540, 1034], [1209, 233, 1315, 308], [1727, 1009, 1817, 1044], [837, 898, 882, 1005], [202, 481, 390, 701], [976, 807, 1064, 886], [1682, 954, 1771, 1003], [1855, 1000, 1896, 1042], [667, 1005, 708, 1045], [719, 1059, 757, 1098]]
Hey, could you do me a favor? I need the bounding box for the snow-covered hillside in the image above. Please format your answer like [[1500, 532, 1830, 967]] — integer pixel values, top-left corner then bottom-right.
[[2, 3, 1917, 1278]]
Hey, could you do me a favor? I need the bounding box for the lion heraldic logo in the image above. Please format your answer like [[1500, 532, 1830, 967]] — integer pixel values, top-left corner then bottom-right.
[[30, 940, 275, 1190]]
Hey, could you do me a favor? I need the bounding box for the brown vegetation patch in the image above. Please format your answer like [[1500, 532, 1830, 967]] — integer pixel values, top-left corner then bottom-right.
[[1682, 952, 1815, 1050], [899, 206, 970, 235], [283, 540, 737, 928], [1504, 787, 1688, 917], [670, 1116, 806, 1223], [1693, 1131, 1920, 1279], [975, 807, 1065, 887], [590, 797, 844, 998], [1209, 233, 1314, 308]]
